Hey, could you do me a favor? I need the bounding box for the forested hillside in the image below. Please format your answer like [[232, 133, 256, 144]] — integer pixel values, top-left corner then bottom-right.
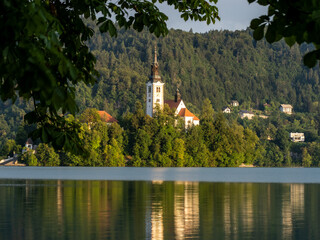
[[2, 23, 320, 167], [84, 21, 320, 117]]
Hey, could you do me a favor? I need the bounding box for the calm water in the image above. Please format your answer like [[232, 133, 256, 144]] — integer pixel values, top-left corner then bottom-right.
[[1, 167, 320, 183], [0, 168, 319, 239]]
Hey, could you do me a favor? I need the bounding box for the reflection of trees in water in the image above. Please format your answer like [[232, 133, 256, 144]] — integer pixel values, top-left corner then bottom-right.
[[198, 183, 308, 240], [147, 182, 307, 240], [219, 183, 255, 239], [0, 180, 318, 240]]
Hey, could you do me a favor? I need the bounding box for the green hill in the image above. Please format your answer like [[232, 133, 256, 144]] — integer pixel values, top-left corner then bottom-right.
[[85, 23, 320, 116], [1, 24, 320, 143]]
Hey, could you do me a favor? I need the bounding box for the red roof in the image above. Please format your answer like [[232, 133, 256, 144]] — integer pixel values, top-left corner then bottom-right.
[[178, 108, 199, 120], [164, 99, 199, 121], [164, 99, 182, 110], [98, 111, 118, 123]]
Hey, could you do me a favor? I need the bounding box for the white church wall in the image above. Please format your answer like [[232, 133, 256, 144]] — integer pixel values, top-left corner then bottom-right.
[[175, 100, 186, 115]]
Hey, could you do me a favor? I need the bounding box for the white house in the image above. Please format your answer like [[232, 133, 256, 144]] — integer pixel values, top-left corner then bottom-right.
[[22, 138, 37, 154], [146, 48, 199, 128], [222, 107, 231, 113], [280, 104, 293, 114], [239, 110, 255, 120], [290, 132, 305, 142], [258, 114, 268, 119], [231, 100, 239, 107], [25, 138, 33, 149]]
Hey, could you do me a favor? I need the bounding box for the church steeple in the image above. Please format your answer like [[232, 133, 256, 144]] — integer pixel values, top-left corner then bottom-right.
[[153, 46, 158, 65], [150, 47, 162, 82], [175, 88, 181, 102], [146, 46, 165, 117]]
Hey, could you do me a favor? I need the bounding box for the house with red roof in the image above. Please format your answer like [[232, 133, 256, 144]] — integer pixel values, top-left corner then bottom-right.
[[146, 47, 199, 128], [164, 89, 199, 127], [97, 111, 118, 125]]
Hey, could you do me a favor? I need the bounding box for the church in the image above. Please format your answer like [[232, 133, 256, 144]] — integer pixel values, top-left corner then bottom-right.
[[146, 48, 199, 128]]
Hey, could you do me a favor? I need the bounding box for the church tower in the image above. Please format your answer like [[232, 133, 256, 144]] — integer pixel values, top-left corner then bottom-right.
[[146, 47, 165, 117]]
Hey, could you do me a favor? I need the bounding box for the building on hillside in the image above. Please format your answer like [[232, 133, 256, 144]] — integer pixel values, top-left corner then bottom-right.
[[165, 89, 200, 128], [231, 100, 239, 107], [290, 132, 305, 142], [258, 114, 269, 119], [98, 111, 118, 125], [22, 138, 37, 154], [280, 104, 293, 115], [239, 110, 255, 120], [222, 107, 231, 113], [25, 138, 33, 149], [146, 48, 199, 128]]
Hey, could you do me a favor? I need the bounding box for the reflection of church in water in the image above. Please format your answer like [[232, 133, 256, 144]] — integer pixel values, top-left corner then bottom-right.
[[146, 48, 199, 128], [145, 182, 200, 240]]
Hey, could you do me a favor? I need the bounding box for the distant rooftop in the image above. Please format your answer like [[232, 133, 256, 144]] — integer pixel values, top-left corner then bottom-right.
[[240, 110, 254, 114], [164, 99, 182, 109], [98, 111, 118, 123], [178, 108, 199, 120], [280, 104, 293, 108]]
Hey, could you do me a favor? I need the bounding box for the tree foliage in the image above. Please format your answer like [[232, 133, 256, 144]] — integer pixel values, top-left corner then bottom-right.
[[0, 0, 219, 154], [20, 151, 38, 166], [35, 143, 60, 166], [249, 0, 320, 67]]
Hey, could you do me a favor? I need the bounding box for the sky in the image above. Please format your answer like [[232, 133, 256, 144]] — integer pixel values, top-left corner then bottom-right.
[[157, 0, 267, 32]]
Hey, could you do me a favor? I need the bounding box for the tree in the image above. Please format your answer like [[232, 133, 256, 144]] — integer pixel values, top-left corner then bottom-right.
[[0, 115, 9, 139], [0, 139, 17, 157], [243, 128, 260, 164], [200, 98, 214, 123], [20, 151, 38, 166], [15, 125, 29, 146], [266, 143, 284, 167], [0, 0, 219, 154], [132, 129, 152, 165], [307, 142, 320, 167], [186, 126, 212, 167], [79, 108, 101, 124], [171, 138, 186, 167], [274, 127, 290, 151], [249, 0, 320, 67], [302, 147, 312, 167], [35, 143, 60, 166], [103, 138, 125, 167], [59, 151, 83, 166]]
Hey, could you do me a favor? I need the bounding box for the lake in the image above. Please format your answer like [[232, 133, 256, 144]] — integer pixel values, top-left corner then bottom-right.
[[0, 167, 319, 239]]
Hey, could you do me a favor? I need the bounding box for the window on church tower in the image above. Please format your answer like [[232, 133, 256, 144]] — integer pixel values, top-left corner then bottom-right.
[[156, 87, 161, 93], [148, 86, 151, 93], [156, 99, 160, 103]]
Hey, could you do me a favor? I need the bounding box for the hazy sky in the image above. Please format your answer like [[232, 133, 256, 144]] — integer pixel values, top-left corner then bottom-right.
[[158, 0, 267, 32]]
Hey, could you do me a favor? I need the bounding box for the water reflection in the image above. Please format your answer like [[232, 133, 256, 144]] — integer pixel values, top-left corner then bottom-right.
[[174, 182, 200, 239], [0, 180, 319, 240]]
